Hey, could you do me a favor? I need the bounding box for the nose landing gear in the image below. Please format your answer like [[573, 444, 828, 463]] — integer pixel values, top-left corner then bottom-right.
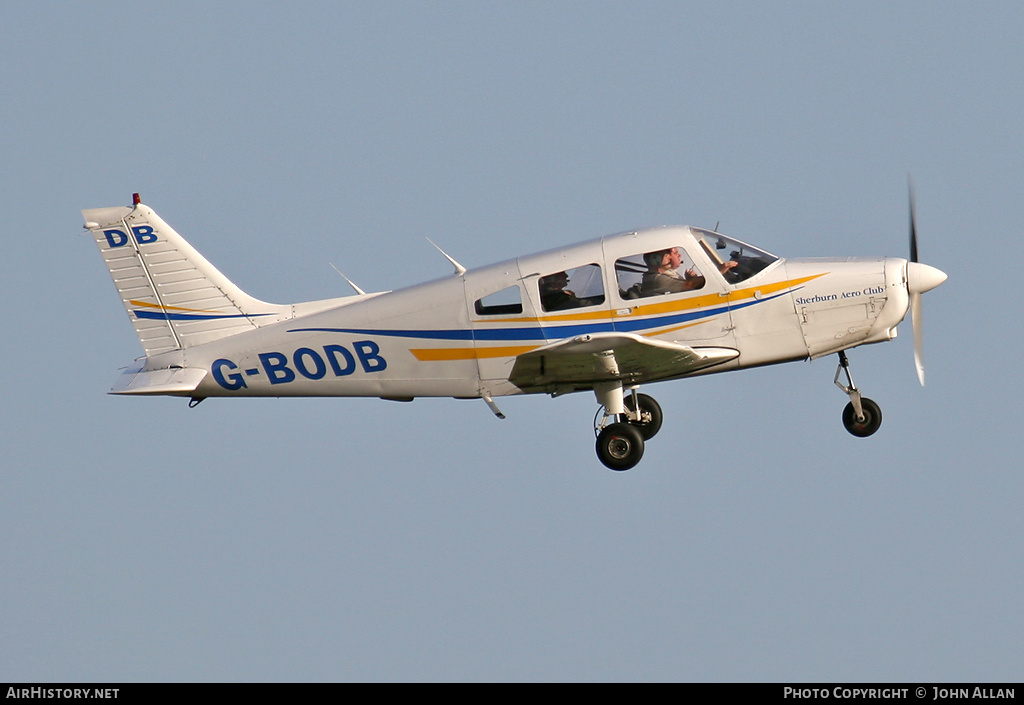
[[835, 351, 882, 437]]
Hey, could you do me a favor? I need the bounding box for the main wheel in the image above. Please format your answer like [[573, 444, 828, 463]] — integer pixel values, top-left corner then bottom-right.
[[596, 422, 645, 471], [842, 397, 882, 437], [624, 393, 663, 440]]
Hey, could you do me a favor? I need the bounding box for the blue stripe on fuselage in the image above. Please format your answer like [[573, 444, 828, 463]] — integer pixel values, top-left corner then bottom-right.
[[134, 310, 270, 321]]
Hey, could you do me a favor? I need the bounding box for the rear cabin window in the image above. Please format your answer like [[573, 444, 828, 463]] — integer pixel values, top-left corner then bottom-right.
[[474, 285, 523, 316], [537, 263, 605, 312]]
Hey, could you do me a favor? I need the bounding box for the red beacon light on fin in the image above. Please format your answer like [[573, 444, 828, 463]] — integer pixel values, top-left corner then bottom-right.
[[132, 193, 141, 206]]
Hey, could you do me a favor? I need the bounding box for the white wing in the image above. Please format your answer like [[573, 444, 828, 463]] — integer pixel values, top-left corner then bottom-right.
[[509, 332, 738, 391]]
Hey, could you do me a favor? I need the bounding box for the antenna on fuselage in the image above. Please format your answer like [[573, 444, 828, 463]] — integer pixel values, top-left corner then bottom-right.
[[425, 238, 467, 275], [329, 263, 367, 295]]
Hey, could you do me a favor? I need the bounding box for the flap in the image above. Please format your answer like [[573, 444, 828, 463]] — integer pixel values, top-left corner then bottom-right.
[[508, 332, 738, 391]]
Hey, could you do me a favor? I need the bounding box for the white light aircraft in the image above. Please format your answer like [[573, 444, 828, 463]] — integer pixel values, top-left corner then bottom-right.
[[82, 192, 946, 470]]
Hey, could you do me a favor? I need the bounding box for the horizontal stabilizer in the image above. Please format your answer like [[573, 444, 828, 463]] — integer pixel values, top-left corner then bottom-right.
[[109, 363, 207, 396]]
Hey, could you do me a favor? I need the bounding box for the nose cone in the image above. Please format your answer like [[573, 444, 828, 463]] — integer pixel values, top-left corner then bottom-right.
[[907, 261, 947, 295]]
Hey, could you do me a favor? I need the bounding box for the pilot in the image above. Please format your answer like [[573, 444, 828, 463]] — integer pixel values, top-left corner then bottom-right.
[[641, 247, 741, 295], [641, 247, 705, 295], [539, 271, 582, 311]]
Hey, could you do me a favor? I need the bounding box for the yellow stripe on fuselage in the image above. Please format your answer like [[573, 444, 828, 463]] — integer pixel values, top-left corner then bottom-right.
[[410, 345, 540, 361], [128, 300, 220, 314], [727, 273, 827, 305]]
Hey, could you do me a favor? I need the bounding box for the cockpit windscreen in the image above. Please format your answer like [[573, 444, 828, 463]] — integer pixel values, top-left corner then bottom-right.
[[692, 228, 779, 284]]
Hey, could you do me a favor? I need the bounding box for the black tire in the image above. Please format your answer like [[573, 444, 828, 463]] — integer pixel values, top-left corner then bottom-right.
[[624, 393, 663, 440], [842, 397, 882, 437], [596, 423, 645, 471]]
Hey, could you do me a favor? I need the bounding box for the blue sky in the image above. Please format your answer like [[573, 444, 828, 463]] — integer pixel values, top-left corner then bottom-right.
[[2, 1, 1021, 681]]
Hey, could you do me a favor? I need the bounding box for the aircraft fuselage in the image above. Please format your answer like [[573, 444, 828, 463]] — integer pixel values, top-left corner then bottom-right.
[[125, 226, 909, 401]]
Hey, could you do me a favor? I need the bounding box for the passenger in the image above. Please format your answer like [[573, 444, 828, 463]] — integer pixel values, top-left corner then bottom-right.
[[539, 271, 582, 311]]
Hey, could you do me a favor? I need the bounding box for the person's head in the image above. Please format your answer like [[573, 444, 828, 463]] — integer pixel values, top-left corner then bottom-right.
[[664, 247, 683, 270], [540, 271, 569, 292], [644, 248, 682, 272], [643, 250, 667, 270]]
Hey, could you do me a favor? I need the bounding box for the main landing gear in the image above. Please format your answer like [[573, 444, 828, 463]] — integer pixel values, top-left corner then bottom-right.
[[834, 351, 882, 437], [593, 383, 663, 471]]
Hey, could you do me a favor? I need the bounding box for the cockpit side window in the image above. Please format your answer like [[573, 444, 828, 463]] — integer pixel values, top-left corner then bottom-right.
[[538, 263, 605, 312], [474, 285, 523, 316], [615, 246, 705, 300]]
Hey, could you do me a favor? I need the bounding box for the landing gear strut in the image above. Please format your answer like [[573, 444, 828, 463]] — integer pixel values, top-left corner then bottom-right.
[[624, 392, 663, 440], [834, 351, 882, 437], [593, 384, 662, 470]]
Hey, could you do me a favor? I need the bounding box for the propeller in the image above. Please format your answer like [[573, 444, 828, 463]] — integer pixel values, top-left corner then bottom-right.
[[904, 179, 947, 385]]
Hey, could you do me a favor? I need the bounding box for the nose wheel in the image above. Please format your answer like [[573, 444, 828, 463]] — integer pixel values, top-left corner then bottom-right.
[[842, 397, 882, 437], [835, 351, 882, 437]]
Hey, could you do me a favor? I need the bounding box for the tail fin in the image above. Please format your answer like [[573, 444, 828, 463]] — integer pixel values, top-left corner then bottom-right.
[[82, 197, 291, 356]]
